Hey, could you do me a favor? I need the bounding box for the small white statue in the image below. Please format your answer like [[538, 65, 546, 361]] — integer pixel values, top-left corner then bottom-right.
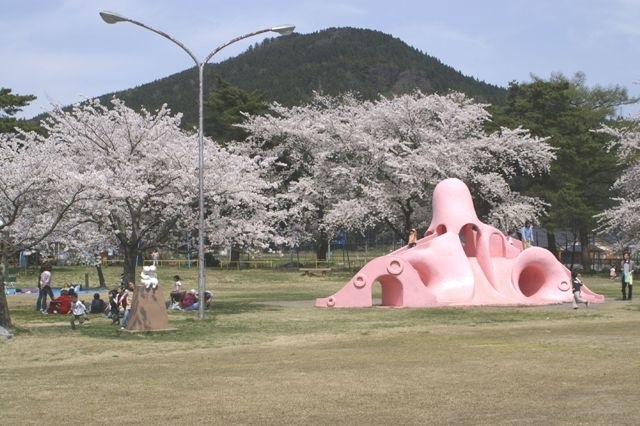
[[140, 265, 159, 289]]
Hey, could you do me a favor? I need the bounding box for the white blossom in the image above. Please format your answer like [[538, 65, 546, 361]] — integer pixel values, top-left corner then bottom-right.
[[0, 129, 86, 258], [36, 97, 283, 271], [595, 122, 640, 247], [240, 91, 555, 243]]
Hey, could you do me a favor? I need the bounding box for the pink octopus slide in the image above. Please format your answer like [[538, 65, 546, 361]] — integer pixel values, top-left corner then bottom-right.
[[316, 178, 604, 308]]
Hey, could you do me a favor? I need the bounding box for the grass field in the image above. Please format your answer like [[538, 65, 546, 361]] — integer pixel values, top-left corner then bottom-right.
[[1, 266, 639, 425]]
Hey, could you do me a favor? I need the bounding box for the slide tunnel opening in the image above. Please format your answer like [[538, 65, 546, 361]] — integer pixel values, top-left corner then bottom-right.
[[517, 263, 547, 297]]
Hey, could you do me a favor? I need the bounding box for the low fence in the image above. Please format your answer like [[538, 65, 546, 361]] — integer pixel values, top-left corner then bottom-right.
[[104, 258, 196, 268], [103, 257, 375, 271]]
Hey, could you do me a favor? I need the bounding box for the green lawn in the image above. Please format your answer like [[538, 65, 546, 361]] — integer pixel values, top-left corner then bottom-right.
[[1, 267, 639, 425]]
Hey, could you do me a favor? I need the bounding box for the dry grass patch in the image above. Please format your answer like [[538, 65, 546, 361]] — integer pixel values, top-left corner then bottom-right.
[[1, 270, 639, 425]]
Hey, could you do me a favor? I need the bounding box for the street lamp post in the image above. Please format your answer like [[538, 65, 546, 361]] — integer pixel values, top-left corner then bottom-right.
[[100, 11, 294, 319]]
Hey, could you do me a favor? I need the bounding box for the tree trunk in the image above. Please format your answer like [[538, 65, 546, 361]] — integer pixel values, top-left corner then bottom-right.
[[316, 233, 328, 262], [0, 281, 10, 328], [580, 232, 592, 272], [0, 249, 12, 328], [546, 230, 558, 258], [122, 244, 137, 285], [95, 265, 106, 288], [230, 246, 240, 265]]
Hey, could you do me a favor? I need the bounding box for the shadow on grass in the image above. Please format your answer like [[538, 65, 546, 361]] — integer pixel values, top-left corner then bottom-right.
[[7, 297, 609, 343], [8, 299, 286, 342]]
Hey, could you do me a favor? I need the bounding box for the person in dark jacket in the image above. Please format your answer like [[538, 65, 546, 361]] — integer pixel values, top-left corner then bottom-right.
[[571, 271, 589, 309], [620, 252, 635, 300], [89, 292, 106, 314]]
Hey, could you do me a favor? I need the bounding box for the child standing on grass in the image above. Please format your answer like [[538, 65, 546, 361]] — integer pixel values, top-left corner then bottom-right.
[[170, 275, 183, 307], [610, 265, 617, 280], [151, 248, 160, 267], [108, 288, 120, 324], [119, 282, 134, 330], [70, 294, 88, 330]]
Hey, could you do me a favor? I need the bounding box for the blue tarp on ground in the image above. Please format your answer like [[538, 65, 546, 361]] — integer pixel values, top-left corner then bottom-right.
[[6, 288, 98, 296]]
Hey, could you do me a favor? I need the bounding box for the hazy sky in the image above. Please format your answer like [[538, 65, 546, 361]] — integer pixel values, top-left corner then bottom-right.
[[3, 0, 640, 119]]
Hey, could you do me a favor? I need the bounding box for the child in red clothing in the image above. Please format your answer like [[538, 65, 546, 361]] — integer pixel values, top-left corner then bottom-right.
[[47, 289, 73, 314]]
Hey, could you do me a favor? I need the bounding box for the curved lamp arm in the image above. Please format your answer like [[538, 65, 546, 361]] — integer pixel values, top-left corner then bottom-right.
[[100, 11, 199, 65], [100, 11, 294, 67]]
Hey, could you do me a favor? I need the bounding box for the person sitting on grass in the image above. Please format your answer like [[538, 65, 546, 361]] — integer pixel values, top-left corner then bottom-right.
[[177, 289, 213, 311], [89, 292, 106, 314], [46, 289, 73, 314], [204, 290, 213, 308], [179, 289, 199, 311]]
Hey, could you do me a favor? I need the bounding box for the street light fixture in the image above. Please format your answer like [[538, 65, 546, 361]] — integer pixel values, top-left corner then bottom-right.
[[100, 10, 294, 320]]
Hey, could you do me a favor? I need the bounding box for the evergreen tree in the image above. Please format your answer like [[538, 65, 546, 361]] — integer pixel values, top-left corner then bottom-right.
[[91, 28, 505, 129], [204, 77, 268, 144], [0, 88, 39, 133], [489, 72, 635, 269]]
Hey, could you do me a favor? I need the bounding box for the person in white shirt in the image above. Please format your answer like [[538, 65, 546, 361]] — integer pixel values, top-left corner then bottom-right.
[[170, 275, 184, 308], [37, 265, 54, 313], [70, 294, 88, 330]]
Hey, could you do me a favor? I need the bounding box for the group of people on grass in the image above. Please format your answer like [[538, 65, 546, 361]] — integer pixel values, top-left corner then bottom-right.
[[169, 275, 213, 311], [36, 267, 214, 330], [36, 244, 636, 321], [38, 284, 92, 330], [106, 281, 134, 329]]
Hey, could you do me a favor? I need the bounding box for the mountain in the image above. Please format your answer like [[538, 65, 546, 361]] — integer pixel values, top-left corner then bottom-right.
[[94, 27, 506, 128]]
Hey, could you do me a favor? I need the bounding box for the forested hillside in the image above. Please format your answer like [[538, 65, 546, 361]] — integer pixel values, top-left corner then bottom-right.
[[93, 27, 506, 129]]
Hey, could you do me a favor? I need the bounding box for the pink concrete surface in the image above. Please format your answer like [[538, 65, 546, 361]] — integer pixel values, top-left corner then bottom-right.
[[316, 178, 604, 308]]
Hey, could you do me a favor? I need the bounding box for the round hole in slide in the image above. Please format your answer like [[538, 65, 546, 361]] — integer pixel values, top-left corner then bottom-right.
[[517, 264, 547, 297]]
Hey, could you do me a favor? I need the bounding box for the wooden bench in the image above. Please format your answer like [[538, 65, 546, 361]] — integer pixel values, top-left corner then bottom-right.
[[299, 268, 332, 276]]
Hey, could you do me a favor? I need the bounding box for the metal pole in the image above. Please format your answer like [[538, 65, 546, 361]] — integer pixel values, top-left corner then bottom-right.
[[197, 63, 206, 319], [100, 11, 294, 320]]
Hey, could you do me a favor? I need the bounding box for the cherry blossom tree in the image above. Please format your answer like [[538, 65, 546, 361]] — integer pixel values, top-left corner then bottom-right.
[[201, 142, 288, 262], [43, 98, 284, 279], [0, 97, 284, 326], [40, 99, 199, 282], [240, 91, 555, 260], [0, 130, 86, 327], [596, 120, 640, 249]]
